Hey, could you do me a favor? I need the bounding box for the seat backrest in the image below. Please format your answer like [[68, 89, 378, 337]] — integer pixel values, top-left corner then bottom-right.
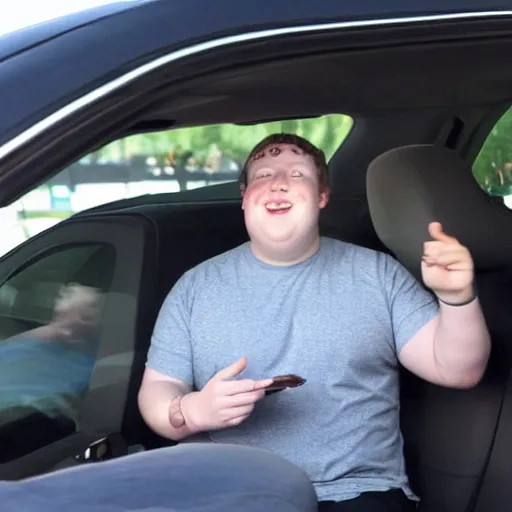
[[118, 202, 249, 449], [152, 203, 249, 310], [366, 144, 512, 512]]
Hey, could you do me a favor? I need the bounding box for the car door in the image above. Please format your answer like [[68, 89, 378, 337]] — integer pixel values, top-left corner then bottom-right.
[[0, 214, 155, 480]]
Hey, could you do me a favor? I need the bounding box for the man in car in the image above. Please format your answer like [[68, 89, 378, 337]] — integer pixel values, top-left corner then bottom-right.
[[138, 133, 491, 511]]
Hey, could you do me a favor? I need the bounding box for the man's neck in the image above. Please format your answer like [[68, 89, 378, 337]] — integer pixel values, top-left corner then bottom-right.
[[249, 235, 321, 266]]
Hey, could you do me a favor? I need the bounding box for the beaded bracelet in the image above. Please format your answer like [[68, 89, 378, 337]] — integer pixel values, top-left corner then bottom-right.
[[169, 395, 186, 428]]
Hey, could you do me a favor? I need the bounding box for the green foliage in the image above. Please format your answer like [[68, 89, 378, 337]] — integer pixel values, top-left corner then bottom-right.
[[97, 114, 353, 165], [473, 106, 512, 196], [19, 210, 71, 220]]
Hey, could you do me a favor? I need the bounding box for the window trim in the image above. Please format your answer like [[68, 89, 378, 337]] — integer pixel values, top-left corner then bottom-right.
[[0, 10, 511, 161]]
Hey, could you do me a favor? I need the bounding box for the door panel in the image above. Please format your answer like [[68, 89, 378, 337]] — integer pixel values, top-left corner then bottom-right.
[[0, 213, 155, 480]]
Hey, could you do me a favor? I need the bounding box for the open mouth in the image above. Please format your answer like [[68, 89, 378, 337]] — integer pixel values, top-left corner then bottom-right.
[[265, 201, 293, 214]]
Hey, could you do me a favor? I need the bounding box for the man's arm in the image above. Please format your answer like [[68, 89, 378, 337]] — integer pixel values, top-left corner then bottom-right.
[[138, 358, 272, 441], [138, 367, 198, 441], [138, 271, 198, 441], [399, 298, 490, 388], [398, 222, 491, 388]]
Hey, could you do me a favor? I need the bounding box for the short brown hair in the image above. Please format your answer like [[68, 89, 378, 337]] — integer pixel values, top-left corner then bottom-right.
[[239, 133, 329, 190]]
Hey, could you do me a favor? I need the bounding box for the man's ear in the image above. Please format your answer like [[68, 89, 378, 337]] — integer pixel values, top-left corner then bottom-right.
[[319, 187, 330, 209]]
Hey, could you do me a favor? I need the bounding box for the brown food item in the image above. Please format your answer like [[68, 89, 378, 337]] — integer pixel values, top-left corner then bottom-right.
[[265, 374, 306, 392]]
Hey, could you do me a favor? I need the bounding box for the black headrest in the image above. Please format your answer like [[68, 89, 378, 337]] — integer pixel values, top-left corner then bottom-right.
[[366, 144, 512, 278]]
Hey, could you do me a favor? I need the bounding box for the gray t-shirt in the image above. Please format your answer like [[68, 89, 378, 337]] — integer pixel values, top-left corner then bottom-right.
[[147, 236, 439, 502]]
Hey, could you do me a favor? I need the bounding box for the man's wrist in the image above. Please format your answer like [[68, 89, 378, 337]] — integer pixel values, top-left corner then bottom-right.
[[173, 392, 202, 435], [169, 395, 186, 428], [436, 284, 477, 306]]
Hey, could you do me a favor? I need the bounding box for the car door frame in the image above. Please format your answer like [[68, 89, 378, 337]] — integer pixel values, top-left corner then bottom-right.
[[1, 10, 512, 205], [0, 213, 156, 480]]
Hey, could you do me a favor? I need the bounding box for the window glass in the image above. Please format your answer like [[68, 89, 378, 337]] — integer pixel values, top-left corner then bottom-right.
[[473, 105, 512, 207], [0, 244, 115, 461], [0, 114, 353, 257]]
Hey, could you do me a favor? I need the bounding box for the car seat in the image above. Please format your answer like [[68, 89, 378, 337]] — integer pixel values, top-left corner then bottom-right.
[[366, 144, 512, 512]]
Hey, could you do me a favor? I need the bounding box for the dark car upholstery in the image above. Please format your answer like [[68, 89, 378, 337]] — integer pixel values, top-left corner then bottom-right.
[[367, 144, 512, 512]]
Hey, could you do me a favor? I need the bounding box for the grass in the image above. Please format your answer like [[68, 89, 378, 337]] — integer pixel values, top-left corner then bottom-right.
[[18, 210, 72, 220]]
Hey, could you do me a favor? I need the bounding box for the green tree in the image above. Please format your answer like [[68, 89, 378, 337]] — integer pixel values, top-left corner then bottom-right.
[[473, 106, 512, 196], [100, 114, 353, 165]]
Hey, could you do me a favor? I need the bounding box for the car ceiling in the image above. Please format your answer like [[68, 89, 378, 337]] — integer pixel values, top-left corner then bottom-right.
[[84, 30, 512, 240], [139, 37, 512, 131]]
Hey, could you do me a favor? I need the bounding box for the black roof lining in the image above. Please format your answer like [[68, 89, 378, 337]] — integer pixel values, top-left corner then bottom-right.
[[135, 36, 512, 130]]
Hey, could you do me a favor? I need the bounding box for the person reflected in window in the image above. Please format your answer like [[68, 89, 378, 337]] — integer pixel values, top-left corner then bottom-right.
[[0, 283, 103, 428]]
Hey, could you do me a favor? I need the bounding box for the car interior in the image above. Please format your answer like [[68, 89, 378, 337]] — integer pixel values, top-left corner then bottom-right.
[[1, 17, 512, 512]]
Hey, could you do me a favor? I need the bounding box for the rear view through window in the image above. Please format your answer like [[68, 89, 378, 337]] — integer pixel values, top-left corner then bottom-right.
[[0, 243, 115, 461], [473, 105, 512, 207], [0, 114, 352, 257]]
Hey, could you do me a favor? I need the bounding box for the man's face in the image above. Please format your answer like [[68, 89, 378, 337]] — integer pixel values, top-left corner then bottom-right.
[[241, 143, 330, 250]]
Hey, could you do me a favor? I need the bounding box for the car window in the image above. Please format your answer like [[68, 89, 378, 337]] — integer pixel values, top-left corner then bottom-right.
[[0, 114, 352, 258], [473, 105, 512, 207], [0, 243, 115, 461]]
